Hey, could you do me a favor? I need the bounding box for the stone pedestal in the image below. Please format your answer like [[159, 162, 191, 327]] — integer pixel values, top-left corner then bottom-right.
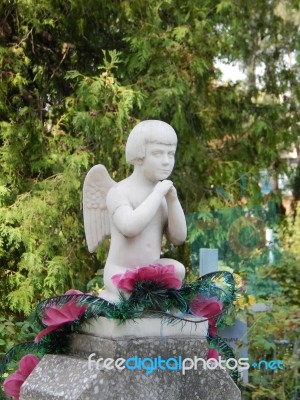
[[20, 319, 241, 400], [79, 315, 208, 338]]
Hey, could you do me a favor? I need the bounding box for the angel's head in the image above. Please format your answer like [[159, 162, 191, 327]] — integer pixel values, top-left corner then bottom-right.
[[125, 120, 177, 165]]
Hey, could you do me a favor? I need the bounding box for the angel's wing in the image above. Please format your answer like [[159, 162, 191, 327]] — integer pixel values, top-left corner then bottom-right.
[[83, 164, 116, 253]]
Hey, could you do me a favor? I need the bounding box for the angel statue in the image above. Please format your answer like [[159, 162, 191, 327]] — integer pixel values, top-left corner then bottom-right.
[[83, 120, 187, 303]]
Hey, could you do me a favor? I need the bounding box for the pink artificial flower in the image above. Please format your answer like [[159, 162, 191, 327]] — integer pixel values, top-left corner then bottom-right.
[[111, 263, 182, 292], [3, 372, 24, 399], [190, 295, 223, 318], [190, 295, 223, 337], [3, 354, 40, 400], [34, 289, 87, 343], [207, 348, 220, 360]]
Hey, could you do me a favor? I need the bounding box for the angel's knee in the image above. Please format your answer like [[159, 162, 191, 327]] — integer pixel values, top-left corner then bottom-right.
[[159, 258, 185, 280], [174, 261, 185, 280]]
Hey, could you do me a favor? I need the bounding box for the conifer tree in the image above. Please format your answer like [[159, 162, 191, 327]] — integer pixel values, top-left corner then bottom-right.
[[0, 0, 299, 319]]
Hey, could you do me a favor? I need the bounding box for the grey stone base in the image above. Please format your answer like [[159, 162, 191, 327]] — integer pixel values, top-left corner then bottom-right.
[[20, 334, 241, 400], [70, 334, 209, 360]]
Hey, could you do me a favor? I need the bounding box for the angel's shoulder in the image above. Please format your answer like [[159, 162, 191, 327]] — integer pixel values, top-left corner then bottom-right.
[[106, 180, 131, 211], [108, 178, 129, 194]]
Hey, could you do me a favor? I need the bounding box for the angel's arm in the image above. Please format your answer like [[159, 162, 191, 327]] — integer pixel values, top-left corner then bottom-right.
[[107, 181, 173, 238], [165, 186, 187, 245]]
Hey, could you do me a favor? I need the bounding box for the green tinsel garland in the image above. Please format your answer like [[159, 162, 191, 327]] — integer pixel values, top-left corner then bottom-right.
[[0, 271, 239, 384]]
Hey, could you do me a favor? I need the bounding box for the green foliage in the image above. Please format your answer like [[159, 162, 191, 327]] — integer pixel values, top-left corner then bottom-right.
[[260, 254, 300, 306], [242, 301, 300, 399], [273, 203, 300, 305], [0, 315, 38, 361], [0, 0, 299, 397], [241, 204, 300, 399]]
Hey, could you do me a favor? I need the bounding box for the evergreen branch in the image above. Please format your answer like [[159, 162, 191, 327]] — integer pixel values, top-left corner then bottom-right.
[[207, 335, 239, 383], [0, 342, 40, 378]]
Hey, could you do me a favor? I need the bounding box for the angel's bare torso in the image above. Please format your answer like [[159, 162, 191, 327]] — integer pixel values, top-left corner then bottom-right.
[[83, 141, 187, 303], [100, 178, 170, 301], [106, 179, 167, 267]]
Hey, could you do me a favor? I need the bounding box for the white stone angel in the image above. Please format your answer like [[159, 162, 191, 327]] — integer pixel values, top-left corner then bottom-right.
[[83, 120, 187, 303]]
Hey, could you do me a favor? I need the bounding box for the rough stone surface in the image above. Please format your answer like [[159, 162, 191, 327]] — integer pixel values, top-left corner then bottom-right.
[[20, 333, 241, 400], [70, 333, 209, 359]]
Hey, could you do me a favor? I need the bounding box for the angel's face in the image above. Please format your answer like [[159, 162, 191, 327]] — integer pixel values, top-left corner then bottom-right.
[[141, 142, 176, 182]]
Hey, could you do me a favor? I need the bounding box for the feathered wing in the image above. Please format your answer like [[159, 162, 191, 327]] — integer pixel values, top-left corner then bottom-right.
[[83, 164, 116, 252]]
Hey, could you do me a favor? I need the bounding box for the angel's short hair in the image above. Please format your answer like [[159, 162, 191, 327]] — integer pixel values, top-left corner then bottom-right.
[[126, 120, 177, 164]]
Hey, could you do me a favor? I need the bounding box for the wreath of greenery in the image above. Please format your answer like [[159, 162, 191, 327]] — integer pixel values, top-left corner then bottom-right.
[[0, 271, 239, 385]]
